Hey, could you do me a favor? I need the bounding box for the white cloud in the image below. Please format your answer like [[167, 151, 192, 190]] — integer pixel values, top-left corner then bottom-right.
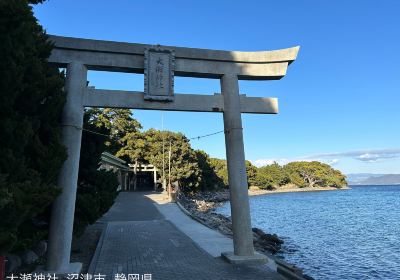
[[252, 158, 289, 167], [252, 148, 400, 167], [357, 153, 378, 162], [304, 148, 400, 162], [356, 152, 399, 162], [327, 158, 340, 165], [251, 157, 338, 167]]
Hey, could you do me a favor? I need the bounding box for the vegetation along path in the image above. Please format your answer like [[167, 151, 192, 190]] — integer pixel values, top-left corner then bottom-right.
[[88, 191, 283, 280]]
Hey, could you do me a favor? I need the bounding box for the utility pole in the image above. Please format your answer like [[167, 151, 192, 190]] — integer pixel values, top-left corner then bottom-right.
[[168, 140, 172, 195], [162, 114, 166, 192]]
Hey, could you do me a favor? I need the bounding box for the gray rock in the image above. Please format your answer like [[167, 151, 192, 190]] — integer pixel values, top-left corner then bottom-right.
[[33, 240, 47, 257], [5, 254, 21, 273], [180, 193, 284, 255], [21, 250, 38, 265]]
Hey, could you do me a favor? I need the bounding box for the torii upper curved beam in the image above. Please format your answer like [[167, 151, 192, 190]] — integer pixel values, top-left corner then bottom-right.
[[48, 35, 299, 80]]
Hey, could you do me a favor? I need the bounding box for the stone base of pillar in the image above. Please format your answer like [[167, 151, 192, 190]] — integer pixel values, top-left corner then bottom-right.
[[221, 252, 268, 265], [35, 262, 82, 275]]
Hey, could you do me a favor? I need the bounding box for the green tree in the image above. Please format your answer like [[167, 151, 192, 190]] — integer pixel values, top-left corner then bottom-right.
[[320, 166, 347, 188], [0, 0, 66, 253], [195, 150, 225, 191], [283, 161, 347, 188], [86, 108, 142, 155], [140, 129, 200, 193], [74, 110, 120, 236], [209, 158, 229, 187], [246, 161, 258, 187], [85, 108, 145, 199], [255, 171, 275, 190], [202, 159, 258, 189], [285, 165, 306, 187], [256, 162, 290, 189]]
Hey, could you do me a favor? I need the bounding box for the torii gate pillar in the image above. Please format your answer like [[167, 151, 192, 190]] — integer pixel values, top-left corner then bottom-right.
[[45, 35, 299, 273], [221, 74, 255, 257], [46, 62, 86, 273]]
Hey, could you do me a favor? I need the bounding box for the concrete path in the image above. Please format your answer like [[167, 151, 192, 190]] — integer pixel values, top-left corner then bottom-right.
[[153, 202, 233, 257], [88, 192, 283, 280], [98, 192, 163, 222]]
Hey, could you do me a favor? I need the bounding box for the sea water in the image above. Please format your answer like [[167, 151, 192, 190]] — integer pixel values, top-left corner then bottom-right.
[[215, 185, 400, 280]]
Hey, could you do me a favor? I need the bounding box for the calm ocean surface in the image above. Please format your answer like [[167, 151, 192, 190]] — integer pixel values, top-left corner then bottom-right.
[[215, 185, 400, 280]]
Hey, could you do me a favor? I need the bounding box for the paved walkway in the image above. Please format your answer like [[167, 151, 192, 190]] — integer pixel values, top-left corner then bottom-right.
[[88, 192, 283, 280], [154, 202, 234, 258]]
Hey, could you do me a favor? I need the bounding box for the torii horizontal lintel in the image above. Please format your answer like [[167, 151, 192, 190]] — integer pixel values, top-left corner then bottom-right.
[[48, 35, 299, 79], [83, 88, 278, 114]]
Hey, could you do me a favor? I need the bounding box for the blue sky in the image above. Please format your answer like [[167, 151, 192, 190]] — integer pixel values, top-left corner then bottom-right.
[[34, 0, 400, 174]]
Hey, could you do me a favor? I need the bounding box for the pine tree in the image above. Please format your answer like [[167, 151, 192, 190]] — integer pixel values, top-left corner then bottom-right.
[[141, 129, 201, 192], [195, 150, 225, 191], [0, 0, 66, 253]]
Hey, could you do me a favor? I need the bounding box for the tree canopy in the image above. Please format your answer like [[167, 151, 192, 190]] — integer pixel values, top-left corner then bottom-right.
[[255, 161, 347, 189], [195, 151, 225, 191], [86, 109, 347, 194], [144, 130, 200, 192], [256, 163, 290, 190], [284, 161, 346, 188], [0, 0, 66, 253], [85, 108, 142, 155]]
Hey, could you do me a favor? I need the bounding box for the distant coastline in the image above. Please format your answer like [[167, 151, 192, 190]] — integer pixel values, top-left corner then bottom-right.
[[347, 173, 400, 185], [349, 184, 400, 186]]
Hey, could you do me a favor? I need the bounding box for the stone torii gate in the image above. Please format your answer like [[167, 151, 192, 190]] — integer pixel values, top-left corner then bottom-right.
[[45, 35, 299, 273]]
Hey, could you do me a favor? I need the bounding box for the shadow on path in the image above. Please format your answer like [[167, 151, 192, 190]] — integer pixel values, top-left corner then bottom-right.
[[99, 191, 163, 222]]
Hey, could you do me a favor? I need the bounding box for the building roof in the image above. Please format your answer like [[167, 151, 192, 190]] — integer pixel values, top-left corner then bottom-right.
[[100, 152, 130, 171]]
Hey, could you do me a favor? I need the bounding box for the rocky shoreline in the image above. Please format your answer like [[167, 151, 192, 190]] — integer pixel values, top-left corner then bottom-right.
[[178, 191, 284, 254]]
